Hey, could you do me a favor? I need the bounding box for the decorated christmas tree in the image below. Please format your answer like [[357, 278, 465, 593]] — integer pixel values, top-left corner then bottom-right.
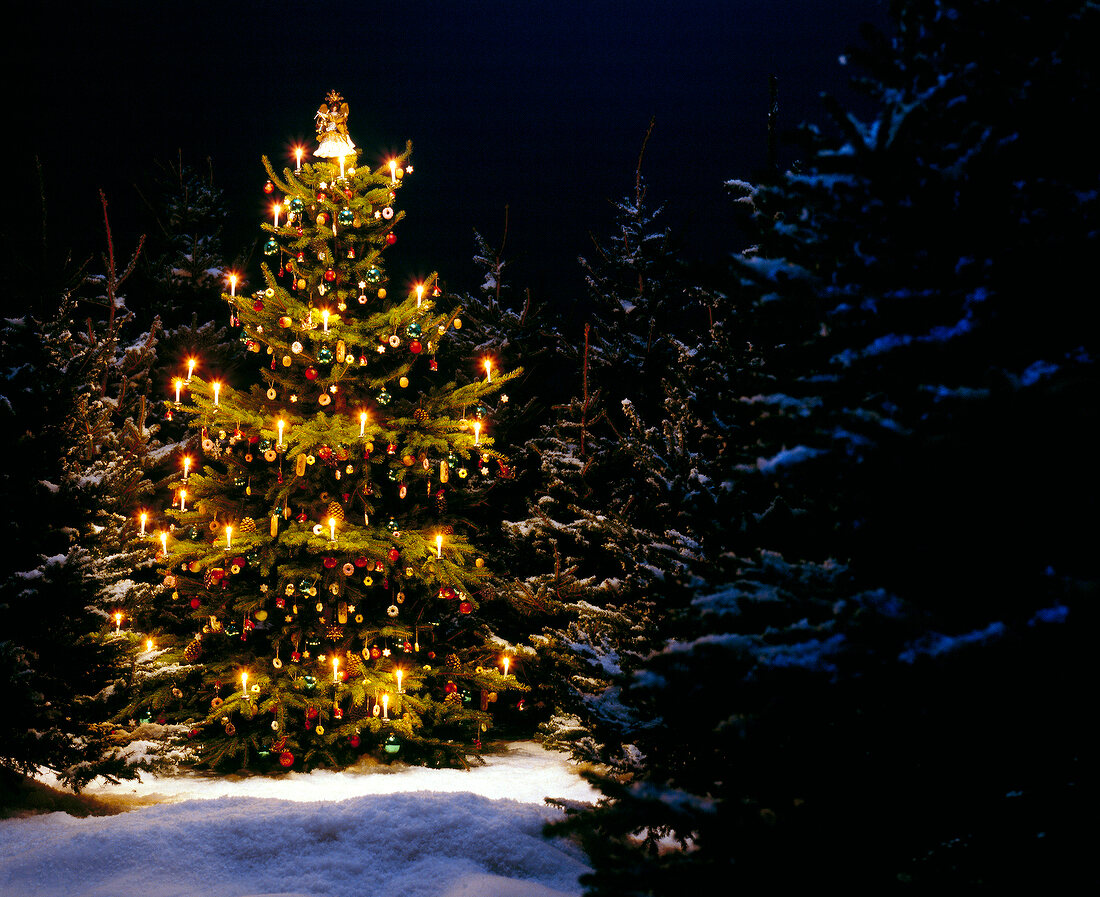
[[139, 92, 522, 770]]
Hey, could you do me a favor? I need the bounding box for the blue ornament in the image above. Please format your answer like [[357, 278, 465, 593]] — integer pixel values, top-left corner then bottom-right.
[[366, 266, 383, 284], [318, 345, 334, 364], [289, 198, 305, 213], [338, 209, 354, 226], [263, 239, 279, 256], [405, 321, 422, 338]]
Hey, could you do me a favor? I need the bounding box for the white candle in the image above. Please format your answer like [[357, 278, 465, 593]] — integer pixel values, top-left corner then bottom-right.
[[502, 656, 510, 677], [139, 511, 147, 536], [359, 411, 367, 437], [436, 533, 443, 558], [329, 517, 336, 542], [114, 612, 122, 634], [389, 159, 396, 184], [382, 693, 389, 719], [333, 656, 340, 684], [174, 378, 183, 403], [395, 669, 403, 693], [241, 672, 248, 698], [473, 421, 481, 446], [146, 639, 154, 652], [160, 531, 168, 556], [277, 419, 285, 446], [229, 273, 238, 297], [183, 456, 191, 479], [225, 525, 233, 550], [484, 358, 492, 382], [296, 147, 303, 171], [339, 156, 346, 179], [416, 284, 424, 307], [322, 309, 329, 333], [273, 204, 281, 228], [179, 489, 187, 512], [212, 382, 221, 407], [187, 358, 196, 382]]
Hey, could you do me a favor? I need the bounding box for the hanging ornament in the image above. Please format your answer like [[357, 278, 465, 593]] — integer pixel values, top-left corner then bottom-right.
[[318, 344, 334, 363], [376, 388, 392, 405], [381, 207, 394, 220], [263, 239, 279, 256], [290, 198, 304, 214], [366, 266, 383, 284], [338, 209, 354, 226], [409, 339, 422, 354], [385, 233, 396, 245], [324, 268, 336, 283], [305, 366, 319, 380]]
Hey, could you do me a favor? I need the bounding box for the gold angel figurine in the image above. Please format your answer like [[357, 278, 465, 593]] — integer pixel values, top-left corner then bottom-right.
[[315, 90, 357, 159]]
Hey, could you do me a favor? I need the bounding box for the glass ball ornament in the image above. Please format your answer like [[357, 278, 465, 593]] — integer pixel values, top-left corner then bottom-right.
[[405, 322, 422, 338], [385, 233, 396, 245], [366, 266, 383, 284], [289, 198, 304, 213], [376, 388, 392, 405], [338, 209, 354, 226], [263, 239, 279, 256], [317, 345, 334, 364]]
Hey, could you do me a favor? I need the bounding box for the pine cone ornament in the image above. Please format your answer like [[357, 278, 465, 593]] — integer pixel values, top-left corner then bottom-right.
[[434, 489, 447, 514], [344, 653, 365, 680], [184, 639, 203, 662], [445, 652, 461, 672], [327, 500, 345, 521], [444, 691, 463, 708], [239, 516, 257, 533], [414, 408, 429, 425]]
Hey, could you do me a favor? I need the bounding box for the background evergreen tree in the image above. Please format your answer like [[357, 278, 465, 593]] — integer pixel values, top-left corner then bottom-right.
[[128, 93, 524, 770], [550, 0, 1098, 891]]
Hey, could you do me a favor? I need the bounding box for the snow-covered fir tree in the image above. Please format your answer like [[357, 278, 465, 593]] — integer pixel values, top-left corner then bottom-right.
[[550, 0, 1099, 891]]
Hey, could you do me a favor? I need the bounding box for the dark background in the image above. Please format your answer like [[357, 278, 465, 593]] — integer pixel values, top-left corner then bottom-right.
[[9, 0, 888, 305]]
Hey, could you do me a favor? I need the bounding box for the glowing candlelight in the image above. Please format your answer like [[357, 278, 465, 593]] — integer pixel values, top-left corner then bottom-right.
[[160, 531, 168, 556], [416, 284, 424, 307], [146, 639, 154, 652], [322, 308, 329, 332], [225, 525, 233, 550], [359, 411, 368, 437], [139, 511, 147, 536], [388, 159, 397, 184], [174, 378, 183, 403], [241, 671, 248, 697], [502, 656, 510, 678], [333, 656, 340, 684], [179, 489, 187, 512], [114, 612, 122, 634], [395, 669, 403, 693], [484, 358, 492, 382], [329, 516, 337, 542], [182, 455, 191, 479], [273, 203, 281, 228], [229, 272, 238, 297], [187, 358, 196, 382], [277, 418, 285, 447], [473, 421, 481, 446], [436, 533, 443, 558], [382, 692, 389, 719], [212, 382, 221, 406], [295, 146, 303, 171]]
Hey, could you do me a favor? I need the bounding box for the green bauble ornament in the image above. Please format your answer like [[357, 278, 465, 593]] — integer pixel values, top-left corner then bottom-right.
[[376, 389, 392, 405], [303, 675, 317, 691], [338, 209, 354, 226], [188, 526, 201, 541], [263, 239, 279, 256], [383, 734, 401, 754], [318, 345, 334, 364], [289, 198, 304, 213], [366, 266, 383, 284], [405, 321, 422, 338], [474, 403, 487, 419], [386, 517, 399, 534]]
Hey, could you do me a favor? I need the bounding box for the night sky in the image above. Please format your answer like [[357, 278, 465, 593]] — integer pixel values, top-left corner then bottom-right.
[[12, 0, 888, 304]]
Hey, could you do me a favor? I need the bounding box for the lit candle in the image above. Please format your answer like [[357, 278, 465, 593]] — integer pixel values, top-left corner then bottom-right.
[[146, 639, 154, 652], [229, 272, 238, 297], [115, 612, 122, 634], [322, 309, 329, 332], [382, 692, 389, 719], [225, 525, 233, 550], [160, 531, 168, 556], [295, 147, 303, 171], [179, 489, 187, 512], [174, 378, 183, 403], [241, 672, 249, 697], [183, 455, 191, 479], [502, 656, 510, 677], [395, 669, 403, 694], [416, 284, 424, 307], [388, 159, 397, 184], [139, 511, 147, 536], [277, 418, 285, 446], [359, 411, 368, 437], [187, 358, 196, 382], [329, 516, 336, 542], [436, 533, 443, 558], [273, 203, 281, 228], [484, 358, 492, 382], [212, 382, 221, 406], [333, 656, 340, 684], [473, 421, 481, 446]]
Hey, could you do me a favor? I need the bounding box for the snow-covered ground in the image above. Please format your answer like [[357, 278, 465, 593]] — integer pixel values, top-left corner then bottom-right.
[[0, 742, 598, 897]]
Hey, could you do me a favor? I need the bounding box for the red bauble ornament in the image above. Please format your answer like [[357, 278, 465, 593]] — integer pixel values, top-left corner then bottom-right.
[[385, 233, 396, 245], [444, 681, 458, 694], [324, 269, 336, 283], [409, 339, 422, 354], [458, 600, 473, 614], [253, 300, 264, 311], [439, 587, 456, 600], [370, 646, 382, 659], [279, 750, 295, 767], [349, 734, 360, 748], [323, 556, 337, 569], [264, 181, 274, 194], [305, 367, 319, 380], [190, 597, 201, 609], [355, 556, 368, 568], [387, 548, 400, 564]]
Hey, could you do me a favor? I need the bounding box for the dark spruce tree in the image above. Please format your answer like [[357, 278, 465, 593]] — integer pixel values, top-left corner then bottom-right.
[[548, 0, 1098, 892]]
